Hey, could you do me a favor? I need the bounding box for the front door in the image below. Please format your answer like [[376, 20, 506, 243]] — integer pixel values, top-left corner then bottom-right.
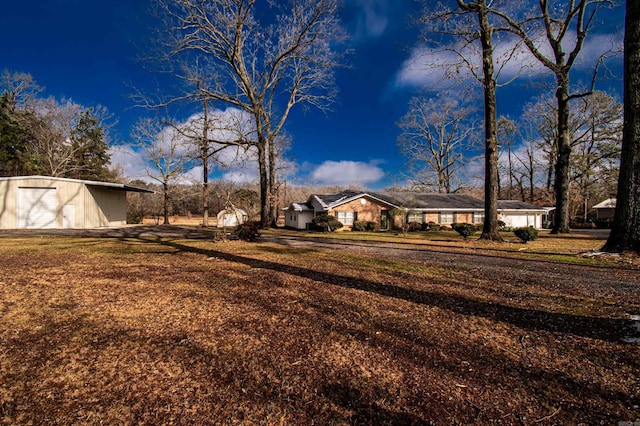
[[380, 211, 390, 231]]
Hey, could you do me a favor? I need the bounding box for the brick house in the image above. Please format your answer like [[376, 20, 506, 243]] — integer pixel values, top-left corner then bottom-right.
[[284, 190, 548, 230]]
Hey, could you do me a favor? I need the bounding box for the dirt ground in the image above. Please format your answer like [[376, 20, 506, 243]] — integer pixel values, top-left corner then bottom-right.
[[0, 228, 638, 425]]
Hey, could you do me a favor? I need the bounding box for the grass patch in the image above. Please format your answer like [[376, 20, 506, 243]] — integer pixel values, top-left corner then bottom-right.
[[0, 235, 638, 424]]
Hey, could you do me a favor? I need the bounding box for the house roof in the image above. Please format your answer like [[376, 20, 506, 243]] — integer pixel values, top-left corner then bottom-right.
[[0, 175, 154, 193], [296, 190, 547, 212], [593, 198, 616, 209], [497, 200, 548, 211], [288, 202, 314, 212], [391, 192, 483, 210], [311, 190, 400, 210]]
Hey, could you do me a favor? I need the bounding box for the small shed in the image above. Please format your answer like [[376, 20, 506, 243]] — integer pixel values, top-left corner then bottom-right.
[[592, 198, 616, 220], [216, 207, 249, 228], [0, 175, 153, 229]]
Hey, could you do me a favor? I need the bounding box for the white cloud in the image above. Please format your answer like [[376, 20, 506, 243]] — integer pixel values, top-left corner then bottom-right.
[[309, 160, 385, 186], [109, 107, 258, 184], [351, 0, 389, 40], [394, 30, 622, 90], [108, 144, 150, 182]]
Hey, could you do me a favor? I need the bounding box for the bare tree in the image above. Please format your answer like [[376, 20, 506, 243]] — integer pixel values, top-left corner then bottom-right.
[[0, 70, 43, 110], [604, 0, 640, 253], [171, 102, 253, 226], [131, 117, 189, 225], [27, 98, 112, 179], [520, 95, 559, 193], [492, 0, 618, 233], [496, 116, 517, 198], [151, 0, 346, 227], [512, 139, 540, 202], [570, 91, 622, 222], [418, 0, 528, 240], [519, 91, 622, 220], [397, 92, 477, 193]]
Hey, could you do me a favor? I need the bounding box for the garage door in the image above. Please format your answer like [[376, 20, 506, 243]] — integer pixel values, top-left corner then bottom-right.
[[18, 187, 57, 229]]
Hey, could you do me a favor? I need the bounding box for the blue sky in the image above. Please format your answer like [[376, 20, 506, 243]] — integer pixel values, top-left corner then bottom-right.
[[0, 0, 625, 189]]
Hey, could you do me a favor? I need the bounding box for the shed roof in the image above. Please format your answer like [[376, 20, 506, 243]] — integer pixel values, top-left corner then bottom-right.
[[592, 198, 616, 209], [0, 175, 154, 193]]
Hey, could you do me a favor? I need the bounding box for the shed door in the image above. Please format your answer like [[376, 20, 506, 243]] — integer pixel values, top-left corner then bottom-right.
[[18, 187, 57, 229], [62, 204, 76, 228]]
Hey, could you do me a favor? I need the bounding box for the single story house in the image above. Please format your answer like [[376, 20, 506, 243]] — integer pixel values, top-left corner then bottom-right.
[[0, 176, 153, 229], [216, 207, 249, 228], [284, 190, 549, 230], [285, 190, 401, 231], [592, 198, 616, 220]]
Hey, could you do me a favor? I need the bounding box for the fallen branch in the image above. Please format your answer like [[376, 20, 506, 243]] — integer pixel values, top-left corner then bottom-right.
[[534, 407, 561, 423]]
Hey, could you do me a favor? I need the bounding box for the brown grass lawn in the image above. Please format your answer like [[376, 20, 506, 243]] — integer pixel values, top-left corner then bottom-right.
[[0, 232, 639, 425]]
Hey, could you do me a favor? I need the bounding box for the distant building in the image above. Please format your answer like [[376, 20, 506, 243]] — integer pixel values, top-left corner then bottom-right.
[[216, 207, 249, 228], [592, 198, 616, 221]]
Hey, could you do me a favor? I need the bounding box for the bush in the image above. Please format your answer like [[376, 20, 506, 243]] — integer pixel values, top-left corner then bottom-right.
[[514, 227, 538, 243], [311, 214, 343, 232], [498, 220, 514, 232], [427, 222, 442, 231], [236, 221, 261, 242], [406, 222, 423, 232], [352, 221, 367, 232], [451, 223, 478, 240], [353, 221, 379, 232], [127, 206, 144, 224]]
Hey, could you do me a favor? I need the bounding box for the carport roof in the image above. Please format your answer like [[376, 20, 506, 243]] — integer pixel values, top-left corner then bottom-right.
[[0, 176, 155, 193]]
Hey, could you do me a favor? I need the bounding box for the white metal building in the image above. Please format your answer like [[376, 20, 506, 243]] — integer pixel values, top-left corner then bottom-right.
[[0, 176, 153, 229]]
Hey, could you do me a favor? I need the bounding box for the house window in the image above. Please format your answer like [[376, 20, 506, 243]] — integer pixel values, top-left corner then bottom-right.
[[336, 211, 355, 225], [439, 212, 456, 224], [473, 211, 484, 224], [407, 212, 424, 223]]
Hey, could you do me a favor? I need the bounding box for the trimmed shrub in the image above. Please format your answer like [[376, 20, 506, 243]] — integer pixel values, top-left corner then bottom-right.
[[427, 222, 442, 232], [311, 214, 343, 232], [353, 221, 380, 232], [498, 220, 515, 232], [352, 221, 367, 232], [514, 227, 538, 243], [237, 221, 261, 242], [452, 223, 478, 240], [406, 222, 423, 232]]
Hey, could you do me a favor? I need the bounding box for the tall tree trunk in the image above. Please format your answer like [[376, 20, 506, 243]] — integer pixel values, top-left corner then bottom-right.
[[202, 101, 209, 227], [163, 181, 170, 225], [202, 161, 209, 227], [268, 136, 278, 228], [604, 0, 640, 253], [257, 140, 269, 228], [552, 75, 572, 233], [477, 4, 502, 241]]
